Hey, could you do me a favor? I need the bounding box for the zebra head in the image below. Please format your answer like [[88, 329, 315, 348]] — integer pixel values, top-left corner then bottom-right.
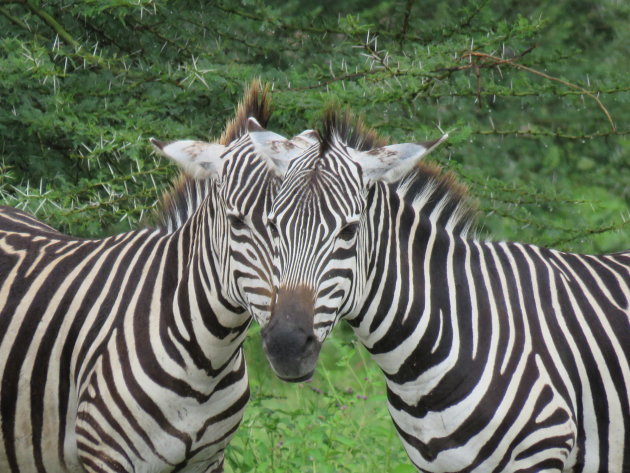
[[150, 82, 317, 327], [251, 111, 448, 381]]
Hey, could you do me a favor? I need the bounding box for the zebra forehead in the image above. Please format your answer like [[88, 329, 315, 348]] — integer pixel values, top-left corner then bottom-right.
[[277, 165, 361, 201], [283, 141, 364, 190], [272, 183, 362, 231]]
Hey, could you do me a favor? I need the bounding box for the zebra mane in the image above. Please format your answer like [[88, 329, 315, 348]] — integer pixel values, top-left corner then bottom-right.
[[394, 162, 478, 237], [156, 80, 272, 232], [320, 107, 388, 152], [321, 108, 477, 237]]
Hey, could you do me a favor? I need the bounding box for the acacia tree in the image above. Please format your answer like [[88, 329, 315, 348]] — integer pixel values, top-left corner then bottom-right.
[[1, 0, 629, 252]]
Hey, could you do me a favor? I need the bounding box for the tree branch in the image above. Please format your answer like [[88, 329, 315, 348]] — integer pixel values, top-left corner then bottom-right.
[[398, 0, 414, 48], [212, 2, 429, 43], [475, 128, 630, 140], [548, 218, 630, 247], [0, 4, 30, 31], [24, 0, 78, 47], [462, 50, 617, 131]]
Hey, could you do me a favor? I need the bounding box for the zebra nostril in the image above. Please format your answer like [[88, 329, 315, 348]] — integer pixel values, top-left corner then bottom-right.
[[261, 316, 321, 366], [261, 324, 321, 382]]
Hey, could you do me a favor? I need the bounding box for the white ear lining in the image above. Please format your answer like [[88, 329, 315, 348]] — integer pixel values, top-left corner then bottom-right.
[[292, 129, 319, 149], [150, 138, 226, 179], [247, 117, 318, 176], [349, 133, 448, 183]]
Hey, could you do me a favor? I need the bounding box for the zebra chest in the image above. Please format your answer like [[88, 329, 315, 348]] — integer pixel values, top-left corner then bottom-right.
[[385, 358, 579, 473], [74, 375, 246, 472], [387, 399, 481, 471], [73, 341, 249, 472]]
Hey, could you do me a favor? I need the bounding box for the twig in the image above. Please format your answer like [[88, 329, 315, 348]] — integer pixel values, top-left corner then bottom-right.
[[0, 5, 29, 31], [548, 219, 630, 247], [475, 128, 630, 140], [24, 0, 78, 47], [398, 0, 414, 49], [462, 50, 616, 131], [283, 70, 382, 91]]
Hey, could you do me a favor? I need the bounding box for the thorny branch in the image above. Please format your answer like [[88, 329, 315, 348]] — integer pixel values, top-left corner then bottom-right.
[[398, 0, 414, 49], [436, 0, 491, 42], [0, 4, 29, 30], [460, 50, 617, 131], [211, 1, 430, 43], [23, 0, 79, 47], [286, 39, 619, 139], [548, 219, 630, 247], [475, 129, 630, 140]]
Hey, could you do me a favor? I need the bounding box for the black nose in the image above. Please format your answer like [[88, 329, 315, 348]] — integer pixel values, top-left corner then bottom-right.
[[262, 320, 316, 360], [261, 285, 322, 381], [262, 321, 320, 382]]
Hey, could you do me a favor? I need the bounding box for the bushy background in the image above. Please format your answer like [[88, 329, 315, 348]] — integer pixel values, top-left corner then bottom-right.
[[1, 1, 628, 471]]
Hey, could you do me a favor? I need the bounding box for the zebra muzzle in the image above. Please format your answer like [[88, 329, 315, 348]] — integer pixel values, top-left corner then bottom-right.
[[261, 285, 321, 382]]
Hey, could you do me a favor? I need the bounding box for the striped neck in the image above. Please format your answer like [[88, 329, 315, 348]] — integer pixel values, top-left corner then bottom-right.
[[158, 199, 250, 381], [346, 183, 490, 392]]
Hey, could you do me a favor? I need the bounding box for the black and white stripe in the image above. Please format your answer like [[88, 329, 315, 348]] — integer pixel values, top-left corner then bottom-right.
[[0, 83, 278, 472], [252, 111, 630, 472]]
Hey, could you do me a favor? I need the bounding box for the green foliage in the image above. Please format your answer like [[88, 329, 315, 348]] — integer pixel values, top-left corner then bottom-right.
[[226, 326, 411, 473], [1, 1, 629, 470], [1, 0, 629, 249]]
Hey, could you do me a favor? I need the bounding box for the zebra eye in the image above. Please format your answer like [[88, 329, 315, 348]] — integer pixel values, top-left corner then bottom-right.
[[227, 213, 248, 231], [267, 219, 279, 239], [338, 222, 359, 241]]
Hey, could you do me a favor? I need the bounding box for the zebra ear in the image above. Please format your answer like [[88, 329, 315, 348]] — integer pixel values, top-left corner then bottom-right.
[[247, 118, 316, 176], [292, 129, 320, 149], [150, 138, 226, 179], [350, 134, 448, 183]]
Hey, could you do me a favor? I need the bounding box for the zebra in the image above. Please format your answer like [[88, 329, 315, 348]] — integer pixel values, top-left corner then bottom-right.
[[0, 81, 312, 472], [246, 110, 630, 472]]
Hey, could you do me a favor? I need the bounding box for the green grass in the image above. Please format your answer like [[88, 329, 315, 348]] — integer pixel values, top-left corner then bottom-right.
[[225, 324, 415, 473]]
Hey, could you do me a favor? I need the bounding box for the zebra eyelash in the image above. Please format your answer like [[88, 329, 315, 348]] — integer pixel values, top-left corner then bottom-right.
[[227, 212, 248, 231], [266, 217, 279, 238], [337, 221, 360, 241]]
